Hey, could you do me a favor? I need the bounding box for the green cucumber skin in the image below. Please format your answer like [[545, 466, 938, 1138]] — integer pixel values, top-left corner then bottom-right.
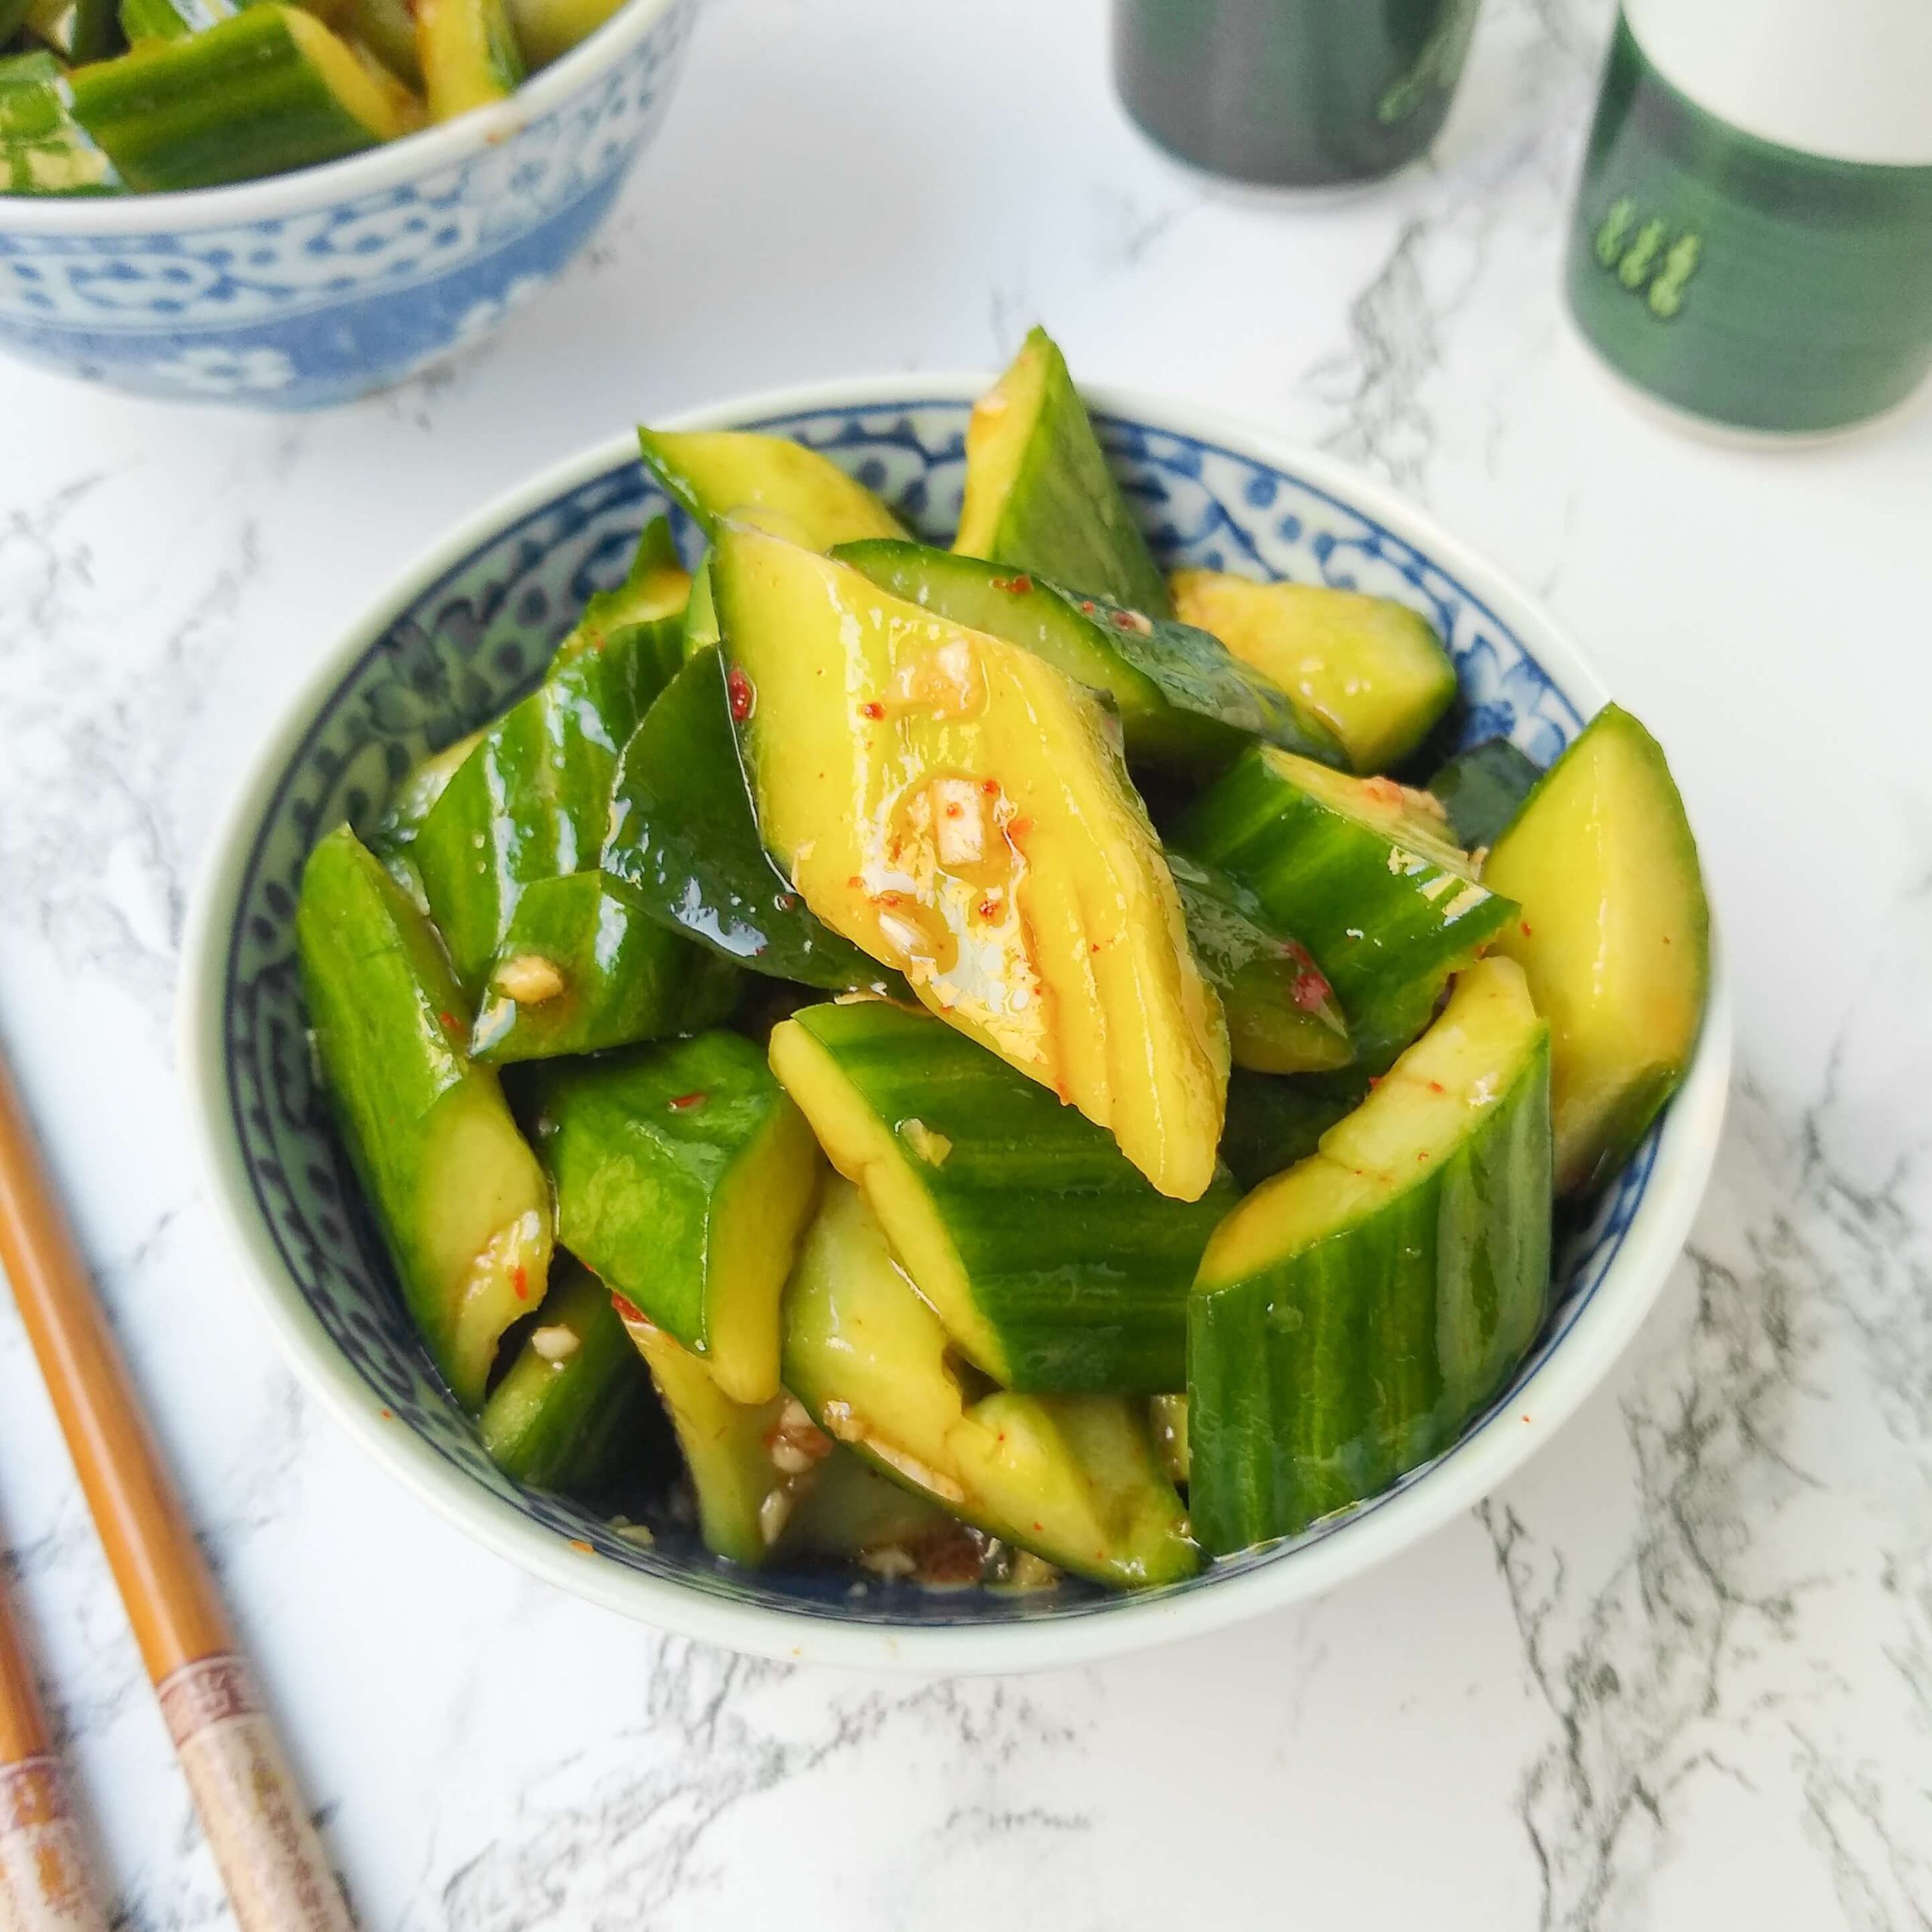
[[561, 516, 688, 658], [480, 1263, 650, 1494], [0, 48, 120, 193], [1167, 850, 1353, 1075], [411, 615, 680, 992], [1177, 747, 1515, 1070], [469, 870, 740, 1065], [296, 826, 540, 1404], [528, 1032, 793, 1358], [791, 1000, 1236, 1392], [119, 0, 233, 42], [836, 540, 1344, 772], [69, 8, 378, 192], [1189, 1035, 1552, 1554], [602, 647, 905, 995], [1429, 738, 1542, 850], [1219, 1068, 1370, 1192], [977, 331, 1171, 617]]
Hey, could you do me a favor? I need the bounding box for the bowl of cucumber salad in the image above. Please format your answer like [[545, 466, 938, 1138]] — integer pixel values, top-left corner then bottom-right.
[[0, 0, 694, 405], [183, 335, 1730, 1669]]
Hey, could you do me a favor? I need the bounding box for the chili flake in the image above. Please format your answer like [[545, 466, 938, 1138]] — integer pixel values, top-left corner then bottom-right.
[[667, 1091, 708, 1111], [859, 700, 885, 720], [512, 1265, 529, 1300], [727, 666, 756, 721]]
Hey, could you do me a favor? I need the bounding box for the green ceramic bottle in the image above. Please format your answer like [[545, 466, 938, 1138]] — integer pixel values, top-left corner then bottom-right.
[[1566, 0, 1932, 435], [1112, 0, 1481, 189]]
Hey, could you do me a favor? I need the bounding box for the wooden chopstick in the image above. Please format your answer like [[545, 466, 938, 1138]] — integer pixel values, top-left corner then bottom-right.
[[0, 1555, 109, 1930], [0, 1049, 353, 1932]]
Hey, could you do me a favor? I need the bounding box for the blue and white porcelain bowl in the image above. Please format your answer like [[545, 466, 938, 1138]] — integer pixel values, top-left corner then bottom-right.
[[0, 0, 694, 408], [180, 377, 1730, 1671]]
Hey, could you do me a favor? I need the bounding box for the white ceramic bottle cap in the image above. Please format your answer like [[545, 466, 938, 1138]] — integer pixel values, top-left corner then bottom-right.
[[1626, 0, 1932, 167]]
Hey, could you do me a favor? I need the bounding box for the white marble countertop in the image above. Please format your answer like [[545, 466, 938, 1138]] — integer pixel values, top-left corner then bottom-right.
[[2, 0, 1929, 1924]]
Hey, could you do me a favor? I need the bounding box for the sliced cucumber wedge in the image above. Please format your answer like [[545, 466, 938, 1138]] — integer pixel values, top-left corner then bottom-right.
[[602, 647, 903, 995], [768, 999, 1234, 1392], [1177, 745, 1516, 1071], [621, 1312, 827, 1567], [955, 327, 1170, 616], [1483, 703, 1709, 1194], [783, 1179, 1198, 1588], [408, 609, 678, 992], [416, 0, 519, 119], [297, 826, 552, 1411], [559, 514, 691, 660], [0, 48, 118, 194], [1167, 851, 1352, 1075], [469, 870, 741, 1065], [637, 426, 907, 549], [715, 522, 1228, 1202], [1189, 957, 1552, 1554], [1171, 569, 1457, 774], [531, 1031, 823, 1405], [836, 539, 1343, 773], [69, 5, 412, 190], [1429, 737, 1542, 851], [480, 1260, 651, 1494], [505, 0, 621, 66]]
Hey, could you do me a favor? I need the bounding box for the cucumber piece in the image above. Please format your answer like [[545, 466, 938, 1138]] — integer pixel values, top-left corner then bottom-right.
[[716, 523, 1228, 1203], [621, 1312, 828, 1567], [26, 0, 117, 63], [1219, 1067, 1369, 1192], [783, 1179, 1199, 1588], [118, 0, 232, 43], [469, 870, 741, 1065], [636, 426, 907, 549], [372, 726, 484, 864], [561, 514, 691, 660], [1189, 958, 1552, 1554], [0, 48, 118, 192], [0, 0, 27, 44], [69, 5, 411, 190], [955, 327, 1170, 617], [347, 0, 417, 80], [1149, 1394, 1189, 1487], [776, 1446, 965, 1565], [837, 539, 1344, 774], [1483, 704, 1709, 1195], [769, 1000, 1235, 1392], [415, 0, 518, 119], [297, 826, 552, 1411], [1428, 737, 1542, 851], [1177, 746, 1516, 1072], [410, 613, 678, 992], [1168, 850, 1352, 1075], [1171, 570, 1457, 774], [479, 1260, 650, 1494], [504, 0, 618, 66], [681, 556, 720, 659], [530, 1032, 823, 1405], [602, 647, 904, 995]]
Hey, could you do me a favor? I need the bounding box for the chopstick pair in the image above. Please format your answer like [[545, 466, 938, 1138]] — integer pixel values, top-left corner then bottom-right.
[[0, 1048, 354, 1930]]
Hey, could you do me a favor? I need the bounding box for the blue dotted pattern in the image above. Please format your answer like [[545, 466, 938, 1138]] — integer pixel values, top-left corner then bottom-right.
[[222, 400, 1643, 1626]]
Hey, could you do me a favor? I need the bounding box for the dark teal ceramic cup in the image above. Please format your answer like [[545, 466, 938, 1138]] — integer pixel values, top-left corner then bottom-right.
[[1566, 3, 1932, 436], [1112, 0, 1481, 189]]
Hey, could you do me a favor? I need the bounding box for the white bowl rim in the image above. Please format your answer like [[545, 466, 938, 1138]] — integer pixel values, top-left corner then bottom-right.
[[0, 0, 681, 237], [177, 371, 1733, 1675]]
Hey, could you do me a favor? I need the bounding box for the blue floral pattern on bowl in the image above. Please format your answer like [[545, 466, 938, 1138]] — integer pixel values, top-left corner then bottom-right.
[[0, 0, 694, 408], [217, 398, 1648, 1628]]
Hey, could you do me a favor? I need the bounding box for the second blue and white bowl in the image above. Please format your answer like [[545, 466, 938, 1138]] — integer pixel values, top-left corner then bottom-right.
[[0, 0, 694, 408]]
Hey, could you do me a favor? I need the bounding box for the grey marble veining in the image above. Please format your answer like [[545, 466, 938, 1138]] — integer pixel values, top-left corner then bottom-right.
[[1, 0, 1928, 1924]]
